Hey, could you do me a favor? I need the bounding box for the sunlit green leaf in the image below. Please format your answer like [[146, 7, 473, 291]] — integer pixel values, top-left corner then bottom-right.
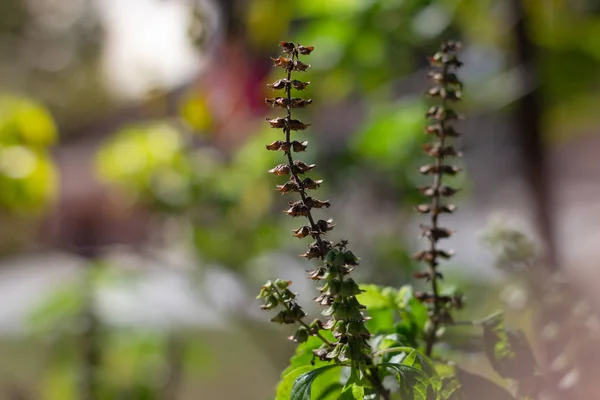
[[284, 365, 340, 400], [382, 362, 434, 400], [340, 367, 365, 400]]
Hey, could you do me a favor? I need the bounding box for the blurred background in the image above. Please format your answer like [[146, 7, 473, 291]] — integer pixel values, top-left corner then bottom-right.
[[0, 0, 599, 398]]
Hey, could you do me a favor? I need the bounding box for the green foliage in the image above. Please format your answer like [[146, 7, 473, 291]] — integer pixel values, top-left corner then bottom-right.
[[0, 94, 57, 211], [97, 121, 195, 210], [482, 312, 537, 381], [357, 284, 428, 347], [340, 368, 365, 400], [351, 100, 426, 171], [381, 362, 434, 400], [289, 365, 341, 400], [27, 282, 82, 334]]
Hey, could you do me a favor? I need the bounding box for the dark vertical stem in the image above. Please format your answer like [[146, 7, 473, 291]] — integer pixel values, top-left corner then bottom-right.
[[509, 0, 557, 270], [161, 334, 184, 400], [424, 64, 449, 358], [79, 262, 102, 400], [282, 53, 325, 254]]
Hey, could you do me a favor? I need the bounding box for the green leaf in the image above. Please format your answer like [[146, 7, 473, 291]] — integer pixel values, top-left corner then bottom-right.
[[401, 350, 436, 378], [382, 362, 434, 400], [437, 375, 466, 400], [482, 312, 537, 380], [340, 368, 365, 400], [290, 365, 340, 400], [356, 285, 396, 333], [278, 366, 316, 400]]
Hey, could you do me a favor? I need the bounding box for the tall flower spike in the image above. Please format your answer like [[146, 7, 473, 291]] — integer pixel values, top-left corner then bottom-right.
[[259, 42, 383, 395], [264, 41, 330, 258], [415, 41, 465, 357]]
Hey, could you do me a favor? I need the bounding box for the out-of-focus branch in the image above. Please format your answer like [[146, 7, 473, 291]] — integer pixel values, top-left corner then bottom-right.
[[508, 0, 557, 270]]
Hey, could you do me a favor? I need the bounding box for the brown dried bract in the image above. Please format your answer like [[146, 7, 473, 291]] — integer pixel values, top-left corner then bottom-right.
[[265, 97, 289, 108], [285, 202, 310, 217], [266, 140, 285, 151], [291, 80, 310, 90], [419, 165, 461, 176], [294, 60, 310, 72], [425, 124, 460, 137], [280, 41, 295, 54], [291, 141, 308, 152], [307, 267, 327, 280], [292, 226, 311, 239], [420, 225, 453, 241], [301, 245, 322, 260], [266, 117, 286, 128], [415, 204, 457, 214], [418, 185, 459, 197], [276, 181, 300, 195], [267, 79, 288, 90], [291, 98, 312, 108], [302, 178, 323, 190], [297, 45, 314, 55], [294, 161, 316, 173], [304, 197, 330, 208], [422, 143, 462, 157], [268, 164, 291, 176], [413, 249, 454, 262], [288, 119, 311, 131], [271, 56, 294, 69], [315, 219, 335, 233]]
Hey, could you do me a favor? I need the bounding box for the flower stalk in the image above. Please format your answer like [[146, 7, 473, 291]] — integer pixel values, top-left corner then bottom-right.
[[413, 41, 465, 357], [258, 42, 389, 399]]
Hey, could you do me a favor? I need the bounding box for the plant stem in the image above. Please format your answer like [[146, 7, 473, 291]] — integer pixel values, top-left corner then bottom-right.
[[364, 362, 391, 400], [283, 52, 326, 255], [372, 346, 416, 358], [424, 63, 449, 357]]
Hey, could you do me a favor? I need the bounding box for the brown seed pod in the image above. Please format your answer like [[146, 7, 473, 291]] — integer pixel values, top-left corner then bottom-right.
[[267, 79, 288, 90], [288, 119, 311, 131], [291, 141, 308, 152], [266, 140, 285, 151], [280, 41, 295, 54], [291, 80, 310, 90], [271, 56, 293, 69], [294, 161, 317, 173], [297, 45, 314, 55], [292, 226, 311, 239], [290, 98, 313, 108], [266, 117, 286, 128], [302, 178, 323, 190], [268, 164, 291, 176], [276, 181, 300, 195], [293, 60, 310, 72]]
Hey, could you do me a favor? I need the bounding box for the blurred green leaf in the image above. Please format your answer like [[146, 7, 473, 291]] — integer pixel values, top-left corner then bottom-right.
[[0, 95, 57, 147], [27, 283, 81, 334], [482, 312, 537, 380], [352, 100, 427, 170]]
